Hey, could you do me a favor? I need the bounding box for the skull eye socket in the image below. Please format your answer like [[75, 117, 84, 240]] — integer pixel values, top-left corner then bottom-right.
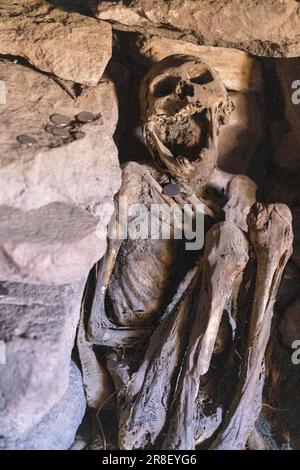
[[190, 71, 214, 85], [153, 76, 180, 98]]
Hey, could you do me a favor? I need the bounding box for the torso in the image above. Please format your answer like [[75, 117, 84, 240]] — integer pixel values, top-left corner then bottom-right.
[[105, 162, 255, 328]]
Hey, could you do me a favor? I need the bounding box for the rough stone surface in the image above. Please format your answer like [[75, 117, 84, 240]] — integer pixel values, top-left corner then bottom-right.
[[0, 1, 120, 449], [0, 281, 85, 438], [0, 0, 112, 86], [0, 361, 86, 450], [134, 36, 263, 93], [92, 0, 300, 58], [0, 59, 121, 284], [0, 204, 108, 285]]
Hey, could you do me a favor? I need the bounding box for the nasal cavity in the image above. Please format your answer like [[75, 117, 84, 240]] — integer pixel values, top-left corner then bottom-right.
[[178, 83, 194, 100]]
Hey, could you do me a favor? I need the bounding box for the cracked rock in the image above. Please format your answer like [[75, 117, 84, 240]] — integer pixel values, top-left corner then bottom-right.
[[133, 36, 263, 93], [92, 0, 300, 58], [0, 0, 112, 86], [0, 59, 121, 284], [0, 282, 85, 438], [0, 361, 85, 450]]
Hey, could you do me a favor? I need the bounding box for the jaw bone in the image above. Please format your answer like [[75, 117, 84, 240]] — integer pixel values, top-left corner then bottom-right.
[[145, 108, 218, 188]]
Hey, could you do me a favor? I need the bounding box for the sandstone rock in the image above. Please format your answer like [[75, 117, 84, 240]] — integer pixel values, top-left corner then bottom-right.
[[274, 58, 300, 172], [0, 59, 121, 284], [0, 204, 108, 285], [92, 0, 300, 58], [0, 362, 86, 450], [0, 281, 85, 438], [134, 36, 263, 93], [0, 0, 112, 86], [0, 60, 120, 212], [0, 2, 120, 449]]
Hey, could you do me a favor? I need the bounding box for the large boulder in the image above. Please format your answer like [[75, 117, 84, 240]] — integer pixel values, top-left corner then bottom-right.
[[132, 36, 263, 93], [0, 282, 85, 438], [91, 0, 300, 58], [0, 0, 112, 86], [0, 361, 86, 450], [0, 59, 121, 284], [0, 8, 121, 445]]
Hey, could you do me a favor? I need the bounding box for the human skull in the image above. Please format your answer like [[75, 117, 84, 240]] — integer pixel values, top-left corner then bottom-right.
[[140, 55, 234, 188]]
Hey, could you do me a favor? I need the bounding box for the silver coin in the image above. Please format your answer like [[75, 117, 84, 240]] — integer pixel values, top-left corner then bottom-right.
[[50, 114, 72, 127], [17, 134, 37, 146], [163, 183, 182, 197], [76, 111, 94, 123], [48, 126, 71, 139]]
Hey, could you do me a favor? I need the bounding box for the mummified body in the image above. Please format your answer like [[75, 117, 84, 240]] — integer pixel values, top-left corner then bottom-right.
[[87, 56, 293, 450]]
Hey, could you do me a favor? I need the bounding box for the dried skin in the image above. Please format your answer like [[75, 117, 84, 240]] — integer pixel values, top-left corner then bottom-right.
[[162, 222, 249, 449], [210, 203, 293, 450], [85, 55, 294, 450], [140, 55, 234, 188], [118, 280, 196, 449]]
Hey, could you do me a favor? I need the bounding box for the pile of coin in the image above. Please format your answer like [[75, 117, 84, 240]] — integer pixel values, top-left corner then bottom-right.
[[46, 111, 95, 140], [17, 111, 96, 146]]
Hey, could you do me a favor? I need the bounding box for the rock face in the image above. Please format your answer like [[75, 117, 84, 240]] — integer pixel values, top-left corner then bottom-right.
[[0, 59, 121, 284], [0, 0, 112, 86], [0, 362, 86, 450], [0, 282, 85, 439], [134, 36, 263, 93], [0, 3, 121, 448], [92, 0, 300, 57], [0, 204, 109, 285]]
